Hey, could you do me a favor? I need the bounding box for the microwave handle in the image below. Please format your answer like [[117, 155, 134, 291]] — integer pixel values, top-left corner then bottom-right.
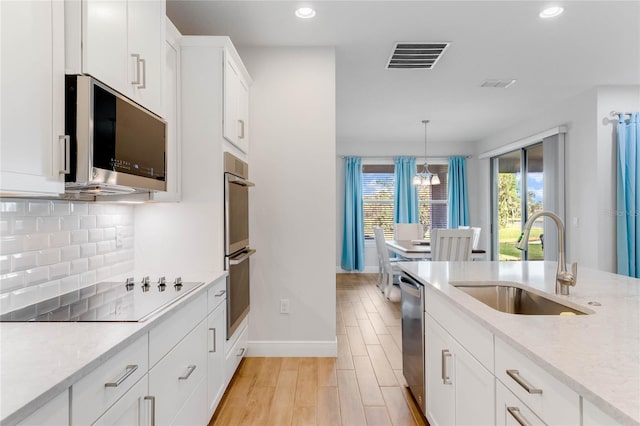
[[226, 174, 255, 187], [229, 249, 256, 265]]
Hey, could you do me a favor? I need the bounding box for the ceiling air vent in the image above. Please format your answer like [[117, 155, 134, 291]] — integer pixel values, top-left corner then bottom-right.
[[481, 79, 517, 88], [386, 42, 450, 70]]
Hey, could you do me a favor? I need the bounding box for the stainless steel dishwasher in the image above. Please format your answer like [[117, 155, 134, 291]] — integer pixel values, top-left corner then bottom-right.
[[400, 272, 426, 415]]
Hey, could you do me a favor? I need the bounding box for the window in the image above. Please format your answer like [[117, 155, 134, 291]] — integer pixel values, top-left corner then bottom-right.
[[362, 162, 449, 240]]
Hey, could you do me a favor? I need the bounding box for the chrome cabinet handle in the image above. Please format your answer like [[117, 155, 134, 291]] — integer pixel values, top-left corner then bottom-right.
[[144, 396, 155, 426], [507, 406, 532, 426], [237, 347, 246, 357], [104, 364, 138, 387], [441, 349, 452, 385], [238, 119, 245, 139], [229, 249, 256, 265], [131, 54, 141, 85], [214, 290, 226, 297], [209, 328, 217, 353], [58, 135, 70, 174], [139, 58, 146, 89], [178, 365, 197, 380], [506, 370, 543, 394]]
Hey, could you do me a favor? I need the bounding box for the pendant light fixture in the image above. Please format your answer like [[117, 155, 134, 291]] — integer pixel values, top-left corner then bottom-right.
[[413, 120, 440, 186]]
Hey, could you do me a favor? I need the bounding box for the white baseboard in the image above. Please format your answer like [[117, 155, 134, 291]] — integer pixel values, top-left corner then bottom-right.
[[247, 339, 337, 357]]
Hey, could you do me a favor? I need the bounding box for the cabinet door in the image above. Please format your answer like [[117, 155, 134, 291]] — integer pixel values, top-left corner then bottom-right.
[[82, 0, 129, 97], [452, 337, 494, 426], [425, 314, 455, 426], [223, 57, 241, 147], [207, 303, 226, 417], [237, 76, 249, 153], [0, 0, 65, 195], [17, 389, 68, 426], [127, 0, 164, 114], [93, 376, 150, 426]]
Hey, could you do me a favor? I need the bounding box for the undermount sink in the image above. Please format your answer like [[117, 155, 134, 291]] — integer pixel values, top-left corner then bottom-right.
[[452, 282, 590, 315]]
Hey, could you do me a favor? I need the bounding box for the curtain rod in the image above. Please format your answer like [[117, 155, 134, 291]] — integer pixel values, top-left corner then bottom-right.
[[611, 111, 634, 116], [338, 155, 472, 159]]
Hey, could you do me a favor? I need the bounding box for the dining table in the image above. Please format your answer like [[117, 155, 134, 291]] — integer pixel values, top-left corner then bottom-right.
[[385, 239, 487, 261]]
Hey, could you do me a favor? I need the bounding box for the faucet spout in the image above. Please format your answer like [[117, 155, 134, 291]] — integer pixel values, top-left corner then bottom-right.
[[515, 211, 577, 295]]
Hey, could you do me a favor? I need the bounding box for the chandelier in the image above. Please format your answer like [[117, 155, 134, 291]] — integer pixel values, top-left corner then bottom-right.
[[412, 120, 440, 186]]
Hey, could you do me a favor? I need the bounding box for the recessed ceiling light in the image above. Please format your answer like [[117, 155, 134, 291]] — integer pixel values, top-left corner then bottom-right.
[[539, 6, 564, 18], [295, 7, 316, 19]]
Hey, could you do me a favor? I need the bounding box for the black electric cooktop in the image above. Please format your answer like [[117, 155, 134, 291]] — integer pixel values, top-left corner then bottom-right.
[[0, 278, 204, 322]]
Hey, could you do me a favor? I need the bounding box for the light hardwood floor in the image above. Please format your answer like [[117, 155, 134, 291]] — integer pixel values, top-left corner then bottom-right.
[[209, 273, 428, 426]]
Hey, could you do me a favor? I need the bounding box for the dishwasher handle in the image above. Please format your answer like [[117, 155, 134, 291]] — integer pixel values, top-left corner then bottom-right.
[[399, 275, 422, 298]]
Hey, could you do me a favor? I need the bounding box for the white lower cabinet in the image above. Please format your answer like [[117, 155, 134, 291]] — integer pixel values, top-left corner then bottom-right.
[[496, 380, 544, 426], [225, 322, 248, 384], [207, 301, 227, 417], [172, 377, 208, 426], [425, 313, 494, 426], [92, 376, 150, 426], [17, 389, 68, 426]]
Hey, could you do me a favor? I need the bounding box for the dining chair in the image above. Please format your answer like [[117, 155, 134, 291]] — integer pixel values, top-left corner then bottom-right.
[[431, 228, 474, 261], [459, 226, 482, 249], [373, 226, 402, 299], [394, 223, 425, 240]]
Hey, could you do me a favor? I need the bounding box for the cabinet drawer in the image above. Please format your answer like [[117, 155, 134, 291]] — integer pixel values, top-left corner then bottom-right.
[[496, 379, 545, 426], [92, 375, 149, 426], [171, 377, 208, 426], [149, 319, 207, 426], [225, 323, 248, 384], [425, 287, 494, 372], [17, 389, 68, 426], [72, 334, 148, 426], [495, 336, 580, 425], [207, 276, 227, 314], [149, 292, 207, 367]]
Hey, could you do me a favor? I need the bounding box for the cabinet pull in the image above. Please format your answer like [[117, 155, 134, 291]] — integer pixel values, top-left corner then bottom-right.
[[441, 349, 452, 385], [144, 396, 156, 426], [131, 53, 141, 85], [238, 119, 245, 139], [139, 58, 146, 89], [209, 328, 216, 353], [58, 135, 70, 174], [178, 365, 197, 380], [215, 290, 226, 297], [104, 364, 138, 387], [507, 406, 532, 426], [506, 370, 543, 394], [237, 347, 246, 357]]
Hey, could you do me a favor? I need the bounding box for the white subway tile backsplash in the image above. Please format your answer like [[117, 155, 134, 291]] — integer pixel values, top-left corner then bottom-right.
[[96, 241, 111, 254], [49, 231, 71, 248], [1, 236, 24, 255], [27, 201, 51, 216], [0, 272, 25, 292], [97, 215, 114, 228], [0, 200, 26, 215], [71, 203, 88, 215], [24, 266, 49, 286], [104, 252, 118, 266], [71, 258, 88, 275], [1, 218, 9, 233], [88, 204, 105, 215], [89, 255, 104, 270], [61, 246, 80, 262], [80, 243, 97, 258], [11, 253, 38, 272], [61, 216, 80, 231], [81, 270, 96, 286], [50, 262, 70, 279], [39, 280, 60, 300], [24, 234, 49, 251], [11, 285, 39, 310], [103, 227, 116, 241], [13, 217, 37, 234], [0, 293, 10, 314], [60, 275, 80, 293], [52, 201, 71, 216], [71, 229, 89, 244], [89, 228, 104, 242], [37, 249, 61, 267], [38, 216, 61, 232], [96, 266, 112, 282], [80, 215, 97, 229], [0, 256, 10, 274]]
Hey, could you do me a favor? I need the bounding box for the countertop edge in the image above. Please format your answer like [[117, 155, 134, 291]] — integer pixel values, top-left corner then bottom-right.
[[399, 264, 639, 426], [0, 271, 227, 426]]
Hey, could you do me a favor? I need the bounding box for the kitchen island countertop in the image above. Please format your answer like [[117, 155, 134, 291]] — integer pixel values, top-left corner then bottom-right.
[[398, 261, 640, 425]]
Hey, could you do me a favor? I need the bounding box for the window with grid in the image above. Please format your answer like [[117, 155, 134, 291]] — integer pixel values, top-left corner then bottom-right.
[[416, 164, 449, 239], [362, 164, 395, 240]]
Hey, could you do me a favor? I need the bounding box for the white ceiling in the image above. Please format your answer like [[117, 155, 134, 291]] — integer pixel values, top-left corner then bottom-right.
[[167, 1, 640, 155]]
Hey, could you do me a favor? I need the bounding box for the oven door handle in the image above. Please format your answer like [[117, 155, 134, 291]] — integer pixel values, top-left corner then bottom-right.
[[226, 174, 255, 187], [229, 249, 256, 265]]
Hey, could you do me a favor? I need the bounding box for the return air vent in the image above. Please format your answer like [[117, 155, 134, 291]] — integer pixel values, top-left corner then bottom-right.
[[386, 42, 450, 69], [481, 79, 517, 88]]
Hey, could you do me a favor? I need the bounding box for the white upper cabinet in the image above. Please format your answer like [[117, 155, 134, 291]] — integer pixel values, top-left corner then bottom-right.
[[0, 0, 66, 196], [223, 52, 250, 154], [69, 0, 165, 115]]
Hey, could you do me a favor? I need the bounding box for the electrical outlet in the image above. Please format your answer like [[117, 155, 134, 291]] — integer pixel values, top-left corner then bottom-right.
[[280, 299, 290, 314]]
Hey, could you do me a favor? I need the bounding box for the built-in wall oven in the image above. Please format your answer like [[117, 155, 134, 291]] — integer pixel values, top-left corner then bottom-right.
[[224, 152, 255, 339]]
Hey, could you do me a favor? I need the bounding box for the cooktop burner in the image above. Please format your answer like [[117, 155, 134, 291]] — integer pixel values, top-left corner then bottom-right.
[[0, 277, 205, 322]]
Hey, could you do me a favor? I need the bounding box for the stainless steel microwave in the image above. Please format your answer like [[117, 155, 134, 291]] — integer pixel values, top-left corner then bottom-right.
[[65, 75, 167, 194]]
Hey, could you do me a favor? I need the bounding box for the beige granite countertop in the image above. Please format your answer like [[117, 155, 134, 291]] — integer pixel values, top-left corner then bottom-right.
[[398, 261, 640, 425], [0, 271, 227, 425]]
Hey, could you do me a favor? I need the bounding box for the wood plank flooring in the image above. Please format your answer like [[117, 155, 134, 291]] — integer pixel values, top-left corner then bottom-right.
[[209, 273, 428, 426]]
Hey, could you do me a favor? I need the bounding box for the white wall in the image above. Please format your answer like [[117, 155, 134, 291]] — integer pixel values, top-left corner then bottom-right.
[[240, 47, 337, 356], [471, 85, 640, 272]]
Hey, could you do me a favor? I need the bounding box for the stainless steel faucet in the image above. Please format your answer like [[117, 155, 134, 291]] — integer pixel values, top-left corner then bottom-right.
[[515, 211, 577, 295]]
